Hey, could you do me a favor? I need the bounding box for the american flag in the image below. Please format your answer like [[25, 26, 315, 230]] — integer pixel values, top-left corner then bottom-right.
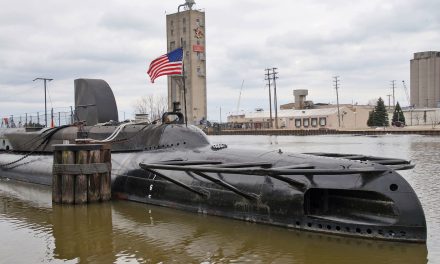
[[147, 48, 183, 83]]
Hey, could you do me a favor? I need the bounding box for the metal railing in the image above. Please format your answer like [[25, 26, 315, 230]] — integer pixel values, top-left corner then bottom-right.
[[1, 107, 74, 128]]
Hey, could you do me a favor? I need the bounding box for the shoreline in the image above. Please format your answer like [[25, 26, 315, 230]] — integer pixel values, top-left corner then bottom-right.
[[206, 127, 440, 136]]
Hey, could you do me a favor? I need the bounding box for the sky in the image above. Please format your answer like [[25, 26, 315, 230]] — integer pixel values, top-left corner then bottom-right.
[[0, 0, 439, 122]]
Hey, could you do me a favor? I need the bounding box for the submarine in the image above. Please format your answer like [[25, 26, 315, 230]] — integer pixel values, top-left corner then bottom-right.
[[0, 79, 426, 243]]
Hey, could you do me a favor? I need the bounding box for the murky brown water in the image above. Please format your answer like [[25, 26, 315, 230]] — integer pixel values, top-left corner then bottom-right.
[[0, 134, 438, 263]]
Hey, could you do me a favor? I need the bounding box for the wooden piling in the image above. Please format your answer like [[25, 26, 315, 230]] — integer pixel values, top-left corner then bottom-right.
[[52, 144, 112, 205], [100, 145, 112, 201], [88, 149, 101, 203], [52, 151, 63, 203], [75, 150, 88, 204], [61, 150, 75, 204]]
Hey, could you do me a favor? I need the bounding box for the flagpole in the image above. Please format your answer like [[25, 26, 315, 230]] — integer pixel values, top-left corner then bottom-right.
[[182, 62, 188, 127], [181, 39, 188, 127]]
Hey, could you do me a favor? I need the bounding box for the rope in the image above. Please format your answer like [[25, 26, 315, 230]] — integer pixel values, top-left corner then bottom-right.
[[1, 121, 152, 170], [0, 125, 71, 169], [88, 121, 151, 144]]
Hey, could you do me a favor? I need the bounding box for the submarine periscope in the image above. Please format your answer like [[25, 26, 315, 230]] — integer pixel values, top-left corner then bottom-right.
[[0, 79, 426, 243]]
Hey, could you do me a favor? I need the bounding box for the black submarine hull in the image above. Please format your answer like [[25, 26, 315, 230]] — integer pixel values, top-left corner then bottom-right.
[[0, 124, 427, 243]]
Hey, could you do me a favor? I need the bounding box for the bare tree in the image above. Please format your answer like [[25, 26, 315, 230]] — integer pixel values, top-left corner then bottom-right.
[[430, 113, 438, 128], [414, 113, 420, 125], [367, 98, 379, 106], [134, 95, 168, 121]]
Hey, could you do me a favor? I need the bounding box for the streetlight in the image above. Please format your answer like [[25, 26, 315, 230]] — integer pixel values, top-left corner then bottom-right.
[[33, 77, 53, 127]]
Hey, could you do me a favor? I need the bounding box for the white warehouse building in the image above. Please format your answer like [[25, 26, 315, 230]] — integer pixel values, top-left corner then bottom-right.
[[227, 106, 371, 130]]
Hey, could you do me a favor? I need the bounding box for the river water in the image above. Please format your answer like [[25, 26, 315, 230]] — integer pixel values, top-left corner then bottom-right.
[[0, 134, 438, 263]]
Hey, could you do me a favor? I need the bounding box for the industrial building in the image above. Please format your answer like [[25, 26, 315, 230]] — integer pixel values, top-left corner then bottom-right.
[[227, 107, 369, 130], [227, 89, 373, 130], [403, 108, 440, 127], [166, 2, 207, 124], [410, 51, 440, 108]]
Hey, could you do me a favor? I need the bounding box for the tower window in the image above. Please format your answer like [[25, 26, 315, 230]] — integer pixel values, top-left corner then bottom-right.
[[170, 41, 175, 50], [171, 20, 174, 26], [183, 27, 186, 33], [183, 18, 186, 23], [171, 29, 174, 36]]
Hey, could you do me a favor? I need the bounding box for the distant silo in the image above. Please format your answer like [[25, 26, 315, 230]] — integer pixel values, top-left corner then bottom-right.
[[410, 51, 440, 108]]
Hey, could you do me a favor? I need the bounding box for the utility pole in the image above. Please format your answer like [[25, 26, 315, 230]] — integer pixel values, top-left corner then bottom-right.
[[33, 77, 53, 127], [333, 76, 341, 128], [271, 68, 279, 129], [387, 94, 392, 110], [391, 80, 396, 108], [265, 69, 273, 128]]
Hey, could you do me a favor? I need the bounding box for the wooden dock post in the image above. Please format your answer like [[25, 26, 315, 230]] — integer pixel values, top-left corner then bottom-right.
[[88, 148, 101, 202], [52, 144, 112, 205], [100, 144, 112, 201], [61, 150, 75, 204], [75, 149, 88, 204], [52, 151, 63, 203]]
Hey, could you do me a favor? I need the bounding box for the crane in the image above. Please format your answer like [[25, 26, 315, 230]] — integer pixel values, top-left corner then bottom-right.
[[236, 80, 244, 114], [402, 80, 411, 107]]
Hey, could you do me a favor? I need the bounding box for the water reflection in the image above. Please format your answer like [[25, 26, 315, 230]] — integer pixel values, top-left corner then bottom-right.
[[0, 178, 428, 264], [52, 204, 114, 262]]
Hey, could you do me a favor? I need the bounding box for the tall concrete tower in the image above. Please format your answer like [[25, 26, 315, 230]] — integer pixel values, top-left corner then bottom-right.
[[166, 1, 207, 124], [410, 51, 440, 108]]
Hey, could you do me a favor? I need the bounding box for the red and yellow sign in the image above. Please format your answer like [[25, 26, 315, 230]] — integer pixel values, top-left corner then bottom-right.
[[193, 45, 204, 52]]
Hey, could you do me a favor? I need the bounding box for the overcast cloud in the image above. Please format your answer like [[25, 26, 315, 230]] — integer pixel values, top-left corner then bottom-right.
[[1, 0, 439, 121]]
